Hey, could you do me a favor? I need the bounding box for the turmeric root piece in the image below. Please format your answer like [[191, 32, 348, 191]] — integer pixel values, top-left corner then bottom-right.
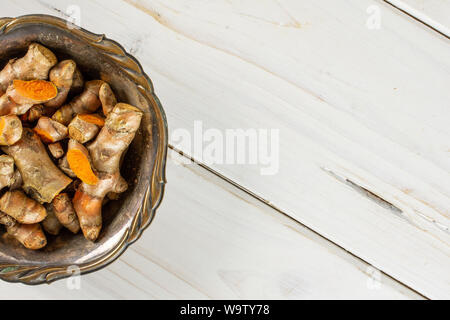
[[67, 139, 99, 185], [0, 155, 14, 190], [0, 212, 47, 250], [45, 60, 76, 108], [0, 95, 31, 116], [52, 80, 104, 125], [22, 104, 42, 122], [58, 155, 76, 178], [70, 68, 84, 96], [0, 156, 20, 191], [9, 223, 47, 249], [73, 104, 142, 241], [0, 211, 15, 227], [42, 204, 63, 235], [0, 43, 57, 94], [52, 193, 80, 234], [68, 114, 104, 143], [73, 172, 127, 241], [48, 142, 64, 159], [9, 169, 22, 190], [0, 190, 46, 224], [22, 104, 55, 123], [2, 129, 72, 203], [99, 83, 117, 116], [0, 80, 58, 116], [0, 115, 22, 145], [34, 116, 68, 143], [88, 103, 143, 174], [0, 160, 22, 191]]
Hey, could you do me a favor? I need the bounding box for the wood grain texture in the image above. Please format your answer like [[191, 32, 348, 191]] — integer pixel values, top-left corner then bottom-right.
[[1, 0, 448, 298], [386, 0, 450, 36], [0, 152, 421, 299], [124, 0, 450, 299]]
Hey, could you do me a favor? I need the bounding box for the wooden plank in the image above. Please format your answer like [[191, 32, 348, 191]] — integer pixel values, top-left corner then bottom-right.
[[0, 151, 421, 299], [2, 0, 448, 298], [385, 0, 450, 36]]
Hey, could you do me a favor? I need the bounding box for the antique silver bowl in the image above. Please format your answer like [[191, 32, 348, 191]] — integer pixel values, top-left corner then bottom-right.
[[0, 14, 168, 284]]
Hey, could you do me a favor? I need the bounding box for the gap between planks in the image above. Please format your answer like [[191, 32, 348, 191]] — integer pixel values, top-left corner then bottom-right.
[[381, 0, 450, 39], [168, 144, 430, 300]]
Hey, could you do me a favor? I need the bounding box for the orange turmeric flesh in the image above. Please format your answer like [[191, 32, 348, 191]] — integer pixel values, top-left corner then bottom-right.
[[78, 114, 105, 127], [33, 128, 55, 143], [0, 118, 5, 135], [67, 149, 99, 185], [13, 80, 57, 102]]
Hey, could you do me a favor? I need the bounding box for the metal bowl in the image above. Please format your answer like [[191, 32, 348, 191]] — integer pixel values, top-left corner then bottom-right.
[[0, 14, 168, 285]]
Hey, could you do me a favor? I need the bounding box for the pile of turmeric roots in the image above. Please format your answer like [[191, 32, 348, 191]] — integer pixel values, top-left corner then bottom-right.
[[0, 43, 143, 249]]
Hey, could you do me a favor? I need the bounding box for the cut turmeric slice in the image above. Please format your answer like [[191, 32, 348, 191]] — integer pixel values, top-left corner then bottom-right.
[[68, 114, 103, 144], [78, 114, 105, 127], [13, 80, 57, 103], [0, 115, 23, 146], [67, 140, 99, 185], [0, 80, 58, 116], [33, 128, 55, 144], [67, 149, 98, 185]]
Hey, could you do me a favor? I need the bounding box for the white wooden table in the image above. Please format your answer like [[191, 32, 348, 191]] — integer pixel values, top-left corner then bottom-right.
[[1, 0, 449, 299]]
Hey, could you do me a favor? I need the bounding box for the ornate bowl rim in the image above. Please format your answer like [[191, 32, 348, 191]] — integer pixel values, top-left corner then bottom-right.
[[0, 14, 168, 285]]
